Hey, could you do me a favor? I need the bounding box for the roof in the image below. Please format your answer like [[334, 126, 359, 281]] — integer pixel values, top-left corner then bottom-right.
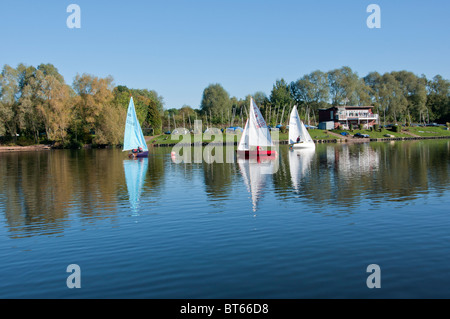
[[319, 105, 374, 111]]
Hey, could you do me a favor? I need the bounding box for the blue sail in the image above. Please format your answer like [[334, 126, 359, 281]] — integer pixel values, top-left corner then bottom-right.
[[123, 97, 148, 152], [123, 158, 148, 214]]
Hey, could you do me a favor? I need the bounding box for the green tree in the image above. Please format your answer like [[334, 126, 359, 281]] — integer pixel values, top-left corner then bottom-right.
[[328, 66, 369, 106], [200, 83, 232, 124], [290, 70, 330, 122], [146, 99, 162, 135], [427, 75, 450, 123], [269, 79, 294, 126], [391, 71, 427, 123]]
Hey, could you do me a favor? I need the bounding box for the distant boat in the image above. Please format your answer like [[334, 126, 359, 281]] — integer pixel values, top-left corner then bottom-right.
[[237, 97, 277, 158], [123, 97, 149, 158], [289, 105, 315, 149]]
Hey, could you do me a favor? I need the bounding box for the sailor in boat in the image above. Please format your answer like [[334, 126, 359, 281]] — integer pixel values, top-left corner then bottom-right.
[[129, 146, 144, 159], [296, 136, 301, 143]]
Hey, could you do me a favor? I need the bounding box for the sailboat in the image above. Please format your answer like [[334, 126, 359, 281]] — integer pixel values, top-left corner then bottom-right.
[[289, 105, 315, 149], [123, 97, 149, 158], [237, 97, 277, 158]]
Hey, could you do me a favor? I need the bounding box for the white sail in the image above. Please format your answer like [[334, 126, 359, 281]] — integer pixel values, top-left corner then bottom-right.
[[299, 119, 314, 143], [237, 119, 250, 151], [289, 105, 302, 144], [289, 105, 315, 148], [248, 98, 273, 148]]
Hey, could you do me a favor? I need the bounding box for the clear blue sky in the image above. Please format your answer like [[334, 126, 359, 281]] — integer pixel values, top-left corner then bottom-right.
[[1, 0, 449, 109]]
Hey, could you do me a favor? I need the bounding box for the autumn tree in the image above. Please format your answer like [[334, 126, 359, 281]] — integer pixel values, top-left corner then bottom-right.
[[0, 65, 20, 138], [36, 74, 73, 144], [72, 73, 116, 144]]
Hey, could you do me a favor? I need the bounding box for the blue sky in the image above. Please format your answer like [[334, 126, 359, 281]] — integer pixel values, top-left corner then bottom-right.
[[1, 0, 449, 109]]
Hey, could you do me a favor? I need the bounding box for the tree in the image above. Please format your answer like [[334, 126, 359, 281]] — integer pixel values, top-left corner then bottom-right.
[[146, 99, 162, 135], [379, 73, 408, 124], [427, 75, 450, 123], [16, 64, 42, 142], [200, 83, 232, 124], [0, 65, 20, 138], [269, 79, 294, 126], [328, 66, 368, 106], [72, 73, 115, 143], [36, 74, 73, 144], [253, 91, 269, 107], [270, 79, 293, 108], [290, 70, 330, 122], [391, 71, 427, 123]]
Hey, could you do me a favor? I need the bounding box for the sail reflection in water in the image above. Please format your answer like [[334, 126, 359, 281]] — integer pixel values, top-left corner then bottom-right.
[[238, 157, 278, 212], [288, 148, 316, 191], [123, 158, 148, 215]]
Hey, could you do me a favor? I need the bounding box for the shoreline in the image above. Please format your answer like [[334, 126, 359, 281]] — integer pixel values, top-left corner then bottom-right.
[[1, 135, 449, 153], [0, 144, 52, 153], [152, 135, 450, 147]]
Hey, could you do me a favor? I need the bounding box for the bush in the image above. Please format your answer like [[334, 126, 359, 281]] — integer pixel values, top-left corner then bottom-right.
[[359, 124, 364, 130], [391, 125, 401, 133], [349, 124, 354, 131], [16, 136, 36, 146], [280, 125, 287, 134], [373, 124, 380, 131], [64, 139, 84, 149]]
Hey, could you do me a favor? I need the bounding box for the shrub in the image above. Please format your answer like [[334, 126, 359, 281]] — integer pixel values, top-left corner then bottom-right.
[[280, 125, 287, 134], [349, 124, 354, 131], [373, 124, 379, 131], [391, 125, 401, 133], [16, 136, 35, 146], [359, 124, 364, 130]]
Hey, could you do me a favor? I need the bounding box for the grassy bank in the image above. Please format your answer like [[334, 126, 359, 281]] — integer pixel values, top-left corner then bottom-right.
[[4, 127, 449, 150], [332, 128, 409, 139], [149, 126, 450, 146], [406, 126, 450, 137]]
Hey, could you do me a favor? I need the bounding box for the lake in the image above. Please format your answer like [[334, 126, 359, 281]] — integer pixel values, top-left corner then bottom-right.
[[0, 140, 450, 299]]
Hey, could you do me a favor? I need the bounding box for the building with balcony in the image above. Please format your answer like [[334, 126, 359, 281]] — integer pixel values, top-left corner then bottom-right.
[[318, 106, 379, 130]]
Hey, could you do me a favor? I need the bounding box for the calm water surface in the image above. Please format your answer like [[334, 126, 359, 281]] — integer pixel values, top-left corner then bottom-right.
[[0, 141, 450, 298]]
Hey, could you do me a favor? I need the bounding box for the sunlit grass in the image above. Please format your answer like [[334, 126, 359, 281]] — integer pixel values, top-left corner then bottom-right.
[[407, 126, 450, 137]]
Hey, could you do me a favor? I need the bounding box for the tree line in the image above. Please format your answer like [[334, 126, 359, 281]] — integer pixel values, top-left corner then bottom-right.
[[0, 63, 164, 147], [191, 66, 449, 130], [1, 63, 449, 147]]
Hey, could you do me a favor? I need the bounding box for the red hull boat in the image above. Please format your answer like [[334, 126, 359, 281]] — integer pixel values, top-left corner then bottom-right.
[[236, 149, 277, 159]]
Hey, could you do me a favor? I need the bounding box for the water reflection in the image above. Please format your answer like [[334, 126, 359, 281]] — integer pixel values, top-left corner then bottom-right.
[[123, 158, 148, 215], [0, 141, 449, 238], [238, 157, 278, 212], [327, 143, 380, 176], [289, 148, 315, 192]]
